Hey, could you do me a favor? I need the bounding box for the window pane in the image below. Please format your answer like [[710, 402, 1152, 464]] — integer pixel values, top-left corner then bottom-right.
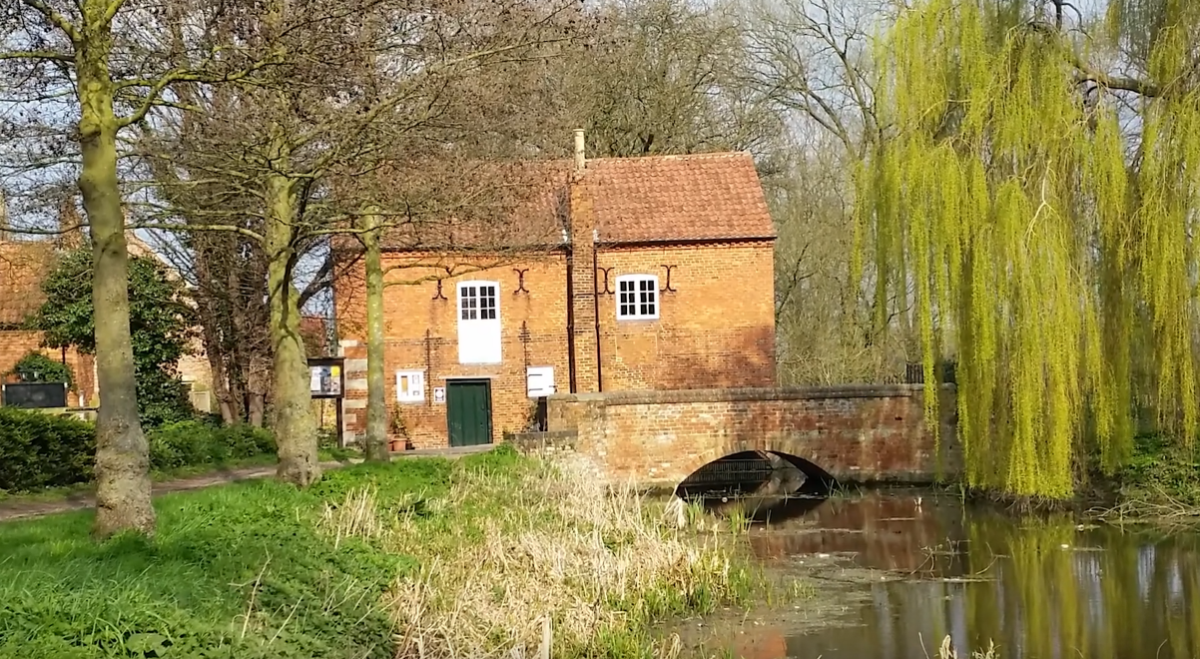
[[484, 288, 495, 318], [616, 277, 662, 319]]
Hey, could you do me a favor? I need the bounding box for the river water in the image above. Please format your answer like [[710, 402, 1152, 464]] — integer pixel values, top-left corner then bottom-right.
[[684, 489, 1200, 659]]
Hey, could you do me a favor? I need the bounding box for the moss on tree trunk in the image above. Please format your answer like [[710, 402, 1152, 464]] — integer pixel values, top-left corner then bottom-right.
[[76, 35, 155, 537], [266, 172, 321, 486]]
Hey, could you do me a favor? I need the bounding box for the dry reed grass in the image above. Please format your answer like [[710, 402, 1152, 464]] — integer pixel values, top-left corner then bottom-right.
[[937, 635, 997, 659], [320, 453, 752, 659]]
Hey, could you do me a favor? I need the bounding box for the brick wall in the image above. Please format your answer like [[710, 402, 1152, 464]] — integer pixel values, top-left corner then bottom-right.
[[595, 243, 775, 391], [333, 251, 571, 448], [544, 385, 961, 486]]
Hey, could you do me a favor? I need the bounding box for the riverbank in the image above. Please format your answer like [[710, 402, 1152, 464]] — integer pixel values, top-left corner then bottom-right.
[[1088, 433, 1200, 520], [881, 432, 1200, 524], [0, 446, 760, 658]]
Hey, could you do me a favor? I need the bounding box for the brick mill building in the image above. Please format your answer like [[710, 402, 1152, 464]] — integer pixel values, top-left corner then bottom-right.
[[331, 134, 777, 448]]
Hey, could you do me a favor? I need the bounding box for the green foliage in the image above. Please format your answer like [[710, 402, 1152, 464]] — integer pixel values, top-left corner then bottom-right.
[[0, 411, 278, 493], [860, 0, 1200, 499], [146, 421, 276, 471], [0, 408, 95, 491], [1114, 433, 1200, 506], [7, 352, 75, 391], [0, 467, 418, 659], [31, 247, 197, 427], [136, 368, 197, 428]]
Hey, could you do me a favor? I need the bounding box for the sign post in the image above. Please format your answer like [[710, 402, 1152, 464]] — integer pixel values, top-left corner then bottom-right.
[[308, 357, 347, 447]]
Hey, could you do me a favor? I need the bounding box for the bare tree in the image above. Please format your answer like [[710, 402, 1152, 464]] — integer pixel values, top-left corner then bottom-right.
[[471, 0, 787, 178], [133, 0, 581, 482], [1, 0, 279, 537], [742, 0, 921, 383]]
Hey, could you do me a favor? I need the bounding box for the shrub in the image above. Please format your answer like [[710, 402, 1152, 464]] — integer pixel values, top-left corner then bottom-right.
[[6, 352, 76, 392], [0, 408, 95, 491], [136, 369, 196, 428], [147, 421, 276, 471]]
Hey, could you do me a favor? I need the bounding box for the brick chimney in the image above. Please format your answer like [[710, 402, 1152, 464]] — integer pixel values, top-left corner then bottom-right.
[[56, 195, 85, 250], [568, 129, 600, 393]]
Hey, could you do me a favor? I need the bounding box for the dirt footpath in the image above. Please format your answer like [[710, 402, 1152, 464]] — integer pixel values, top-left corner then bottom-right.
[[0, 445, 495, 523]]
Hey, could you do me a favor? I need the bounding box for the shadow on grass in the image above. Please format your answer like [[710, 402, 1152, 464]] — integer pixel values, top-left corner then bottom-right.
[[0, 457, 477, 659]]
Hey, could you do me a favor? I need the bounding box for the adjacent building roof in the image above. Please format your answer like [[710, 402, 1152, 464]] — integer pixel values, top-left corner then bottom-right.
[[353, 150, 775, 253], [0, 231, 170, 328], [0, 240, 55, 327]]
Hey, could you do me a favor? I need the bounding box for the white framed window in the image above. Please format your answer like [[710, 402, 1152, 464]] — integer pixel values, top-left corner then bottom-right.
[[457, 280, 502, 364], [616, 274, 659, 320], [527, 366, 555, 398], [396, 370, 425, 403]]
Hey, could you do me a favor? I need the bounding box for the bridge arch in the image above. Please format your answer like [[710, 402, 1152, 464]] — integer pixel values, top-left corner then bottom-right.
[[673, 449, 839, 500], [672, 450, 838, 523]]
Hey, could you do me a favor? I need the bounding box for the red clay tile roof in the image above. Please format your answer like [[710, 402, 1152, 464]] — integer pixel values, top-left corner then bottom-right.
[[344, 151, 774, 252], [0, 240, 55, 326], [588, 152, 776, 244]]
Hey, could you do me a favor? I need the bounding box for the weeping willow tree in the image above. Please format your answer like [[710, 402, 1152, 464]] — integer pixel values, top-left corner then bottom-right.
[[857, 0, 1200, 498]]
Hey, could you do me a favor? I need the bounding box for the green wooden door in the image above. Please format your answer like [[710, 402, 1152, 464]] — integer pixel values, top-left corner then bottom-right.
[[447, 380, 492, 447]]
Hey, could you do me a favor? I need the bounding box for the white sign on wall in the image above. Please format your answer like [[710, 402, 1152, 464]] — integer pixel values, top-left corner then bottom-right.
[[433, 387, 446, 404], [395, 370, 425, 403], [526, 366, 555, 398]]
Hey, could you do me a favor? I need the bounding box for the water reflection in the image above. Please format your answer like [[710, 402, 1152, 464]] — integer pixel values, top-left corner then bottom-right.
[[724, 491, 1200, 659]]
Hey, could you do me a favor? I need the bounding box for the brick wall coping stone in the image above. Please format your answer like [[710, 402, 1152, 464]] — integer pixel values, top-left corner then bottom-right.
[[548, 384, 952, 406]]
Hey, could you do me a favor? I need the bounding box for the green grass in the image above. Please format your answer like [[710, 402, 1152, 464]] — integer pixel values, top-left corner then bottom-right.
[[0, 457, 456, 658], [0, 447, 755, 659]]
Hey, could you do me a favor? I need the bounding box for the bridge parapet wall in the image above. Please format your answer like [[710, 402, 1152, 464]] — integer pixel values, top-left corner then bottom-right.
[[542, 385, 961, 487]]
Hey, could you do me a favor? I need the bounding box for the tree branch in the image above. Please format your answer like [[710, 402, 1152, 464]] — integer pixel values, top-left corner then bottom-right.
[[19, 0, 81, 43], [104, 0, 128, 25], [116, 54, 282, 128], [131, 222, 266, 243], [0, 50, 73, 62]]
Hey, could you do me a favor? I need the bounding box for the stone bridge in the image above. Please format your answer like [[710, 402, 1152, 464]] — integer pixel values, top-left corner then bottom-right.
[[513, 384, 962, 489]]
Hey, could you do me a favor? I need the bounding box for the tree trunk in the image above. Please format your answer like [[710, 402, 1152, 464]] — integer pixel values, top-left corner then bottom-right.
[[76, 32, 155, 537], [193, 243, 237, 425], [363, 212, 390, 461], [266, 171, 321, 485], [248, 392, 266, 428]]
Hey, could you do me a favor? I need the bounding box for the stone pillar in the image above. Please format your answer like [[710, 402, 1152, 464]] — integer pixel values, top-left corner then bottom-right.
[[339, 339, 369, 444]]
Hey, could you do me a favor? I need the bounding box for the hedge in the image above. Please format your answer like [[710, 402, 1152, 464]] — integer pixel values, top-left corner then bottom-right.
[[0, 408, 95, 491], [147, 421, 276, 471], [0, 410, 277, 493]]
